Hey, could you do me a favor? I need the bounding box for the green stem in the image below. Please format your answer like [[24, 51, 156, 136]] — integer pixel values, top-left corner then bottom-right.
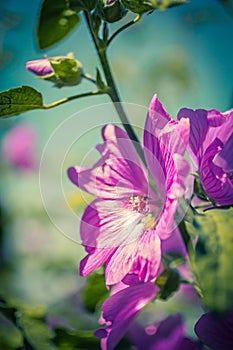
[[84, 11, 146, 166], [178, 220, 194, 257], [107, 14, 142, 47], [82, 73, 97, 85], [44, 90, 105, 109]]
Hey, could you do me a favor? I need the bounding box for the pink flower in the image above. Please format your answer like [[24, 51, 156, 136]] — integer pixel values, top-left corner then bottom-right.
[[178, 107, 233, 206], [95, 282, 158, 350], [2, 123, 37, 171], [68, 95, 190, 285]]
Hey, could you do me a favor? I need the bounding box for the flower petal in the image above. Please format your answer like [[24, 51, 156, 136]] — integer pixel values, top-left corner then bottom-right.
[[26, 58, 53, 76], [80, 199, 144, 249], [200, 138, 233, 206], [177, 108, 208, 167], [95, 282, 158, 350], [195, 312, 233, 350], [105, 229, 161, 285], [144, 96, 190, 193], [68, 124, 148, 199]]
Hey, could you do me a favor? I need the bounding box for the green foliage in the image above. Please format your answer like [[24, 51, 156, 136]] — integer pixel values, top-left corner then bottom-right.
[[47, 54, 83, 87], [156, 268, 180, 300], [0, 86, 44, 118], [19, 315, 57, 350], [187, 208, 233, 314], [82, 272, 108, 313], [37, 0, 80, 49], [122, 0, 187, 14], [68, 0, 97, 12], [96, 68, 106, 90], [55, 327, 101, 349], [0, 311, 23, 349]]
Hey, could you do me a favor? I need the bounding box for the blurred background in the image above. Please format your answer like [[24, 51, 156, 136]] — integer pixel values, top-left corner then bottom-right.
[[0, 0, 232, 348]]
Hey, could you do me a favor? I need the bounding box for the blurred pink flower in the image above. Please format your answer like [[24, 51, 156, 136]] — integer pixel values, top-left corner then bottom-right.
[[2, 123, 37, 171]]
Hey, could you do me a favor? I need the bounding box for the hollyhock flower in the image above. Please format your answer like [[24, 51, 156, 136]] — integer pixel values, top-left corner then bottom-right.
[[2, 123, 37, 171], [195, 311, 233, 350], [178, 107, 233, 206], [94, 282, 158, 350], [128, 314, 202, 350], [68, 95, 190, 285], [26, 58, 53, 76]]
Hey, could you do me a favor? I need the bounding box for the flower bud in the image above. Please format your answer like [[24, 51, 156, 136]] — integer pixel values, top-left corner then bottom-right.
[[96, 0, 127, 23], [26, 53, 83, 88]]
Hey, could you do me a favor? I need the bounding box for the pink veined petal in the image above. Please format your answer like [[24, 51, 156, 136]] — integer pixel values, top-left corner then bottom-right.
[[68, 124, 149, 199], [200, 138, 233, 206], [213, 133, 233, 172], [80, 199, 144, 249], [80, 247, 116, 277], [144, 96, 190, 193], [177, 108, 209, 168], [26, 58, 53, 76], [95, 283, 158, 350], [105, 230, 161, 285]]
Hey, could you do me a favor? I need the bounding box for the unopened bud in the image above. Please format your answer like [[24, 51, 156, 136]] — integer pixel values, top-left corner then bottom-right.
[[96, 0, 127, 23]]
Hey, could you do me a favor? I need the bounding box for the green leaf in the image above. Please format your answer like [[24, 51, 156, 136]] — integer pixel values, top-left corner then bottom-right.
[[0, 86, 44, 118], [68, 0, 97, 12], [55, 327, 101, 350], [19, 315, 57, 350], [96, 68, 106, 91], [155, 268, 180, 300], [37, 0, 80, 49], [187, 208, 233, 314], [0, 311, 23, 349], [82, 272, 108, 313], [122, 0, 187, 14]]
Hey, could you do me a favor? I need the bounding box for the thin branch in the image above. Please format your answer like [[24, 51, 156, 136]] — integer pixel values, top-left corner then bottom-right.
[[44, 90, 105, 109], [107, 14, 142, 47], [82, 73, 97, 85]]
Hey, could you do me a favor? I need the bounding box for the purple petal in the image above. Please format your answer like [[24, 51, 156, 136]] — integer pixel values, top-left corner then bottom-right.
[[144, 96, 190, 193], [200, 138, 233, 206], [128, 314, 184, 350], [213, 133, 233, 173], [177, 108, 209, 167], [80, 247, 115, 277], [26, 58, 53, 76], [68, 124, 148, 200], [195, 312, 233, 350], [95, 282, 158, 350], [105, 229, 161, 285]]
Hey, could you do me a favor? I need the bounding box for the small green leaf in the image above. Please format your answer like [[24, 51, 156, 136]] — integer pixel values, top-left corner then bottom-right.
[[82, 272, 108, 313], [156, 268, 180, 300], [0, 311, 23, 349], [68, 0, 97, 12], [122, 0, 187, 14], [55, 327, 101, 350], [0, 86, 44, 118], [19, 315, 57, 350], [96, 68, 106, 91], [187, 208, 233, 314], [37, 0, 80, 49]]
